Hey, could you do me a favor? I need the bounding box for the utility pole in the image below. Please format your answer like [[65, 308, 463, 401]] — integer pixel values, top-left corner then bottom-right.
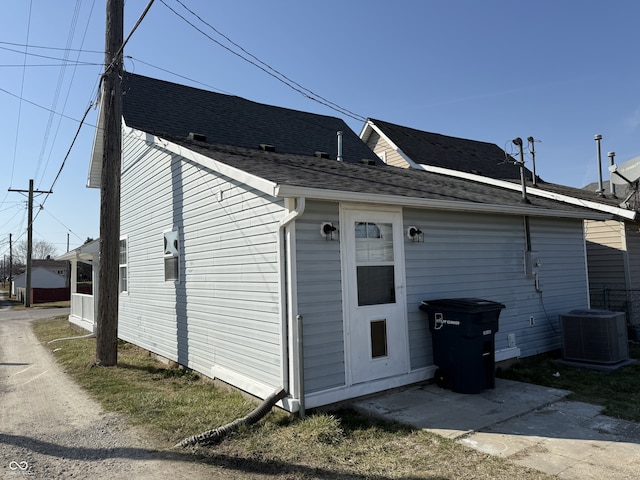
[[8, 180, 52, 307], [9, 233, 12, 298], [96, 0, 124, 366]]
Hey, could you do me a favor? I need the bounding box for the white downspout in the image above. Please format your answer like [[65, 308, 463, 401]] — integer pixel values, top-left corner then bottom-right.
[[278, 197, 306, 414]]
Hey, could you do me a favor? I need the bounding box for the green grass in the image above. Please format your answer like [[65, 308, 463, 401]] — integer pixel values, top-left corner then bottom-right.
[[33, 316, 554, 480], [498, 343, 640, 421]]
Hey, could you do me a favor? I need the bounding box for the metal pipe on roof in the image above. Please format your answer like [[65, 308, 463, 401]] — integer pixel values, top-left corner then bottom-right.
[[595, 134, 605, 196], [608, 151, 616, 197], [337, 131, 343, 162], [513, 138, 530, 204], [527, 137, 537, 186]]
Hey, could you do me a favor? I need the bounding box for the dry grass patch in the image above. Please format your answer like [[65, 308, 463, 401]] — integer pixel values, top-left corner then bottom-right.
[[34, 316, 554, 479], [499, 343, 640, 421]]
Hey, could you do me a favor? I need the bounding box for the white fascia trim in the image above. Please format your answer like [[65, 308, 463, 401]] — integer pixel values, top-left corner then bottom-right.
[[360, 120, 420, 168], [495, 346, 521, 363], [305, 367, 434, 409], [124, 126, 279, 197], [211, 364, 293, 412], [87, 103, 106, 189], [275, 185, 611, 220], [417, 164, 636, 221]]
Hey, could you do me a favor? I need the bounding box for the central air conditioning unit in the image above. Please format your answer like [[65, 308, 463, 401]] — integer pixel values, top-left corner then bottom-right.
[[560, 309, 628, 364]]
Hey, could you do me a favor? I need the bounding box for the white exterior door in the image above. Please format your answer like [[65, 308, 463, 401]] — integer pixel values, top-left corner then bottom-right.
[[341, 207, 409, 385]]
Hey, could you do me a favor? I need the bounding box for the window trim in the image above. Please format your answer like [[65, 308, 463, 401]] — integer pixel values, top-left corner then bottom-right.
[[119, 236, 128, 294]]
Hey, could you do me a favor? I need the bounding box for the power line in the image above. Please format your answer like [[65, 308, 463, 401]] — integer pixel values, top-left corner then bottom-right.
[[0, 40, 103, 54], [34, 0, 83, 185], [36, 0, 98, 189], [159, 0, 365, 122], [37, 208, 84, 242], [0, 85, 98, 127], [125, 56, 233, 94], [171, 0, 365, 121], [0, 45, 100, 64], [8, 0, 33, 196], [0, 63, 101, 68], [35, 102, 94, 214]]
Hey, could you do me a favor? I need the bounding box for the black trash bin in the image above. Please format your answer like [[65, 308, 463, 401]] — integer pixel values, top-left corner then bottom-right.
[[419, 298, 505, 394]]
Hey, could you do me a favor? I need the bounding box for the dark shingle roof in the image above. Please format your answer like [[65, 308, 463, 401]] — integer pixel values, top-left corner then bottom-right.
[[369, 118, 534, 181], [166, 136, 604, 217], [528, 179, 638, 210], [122, 73, 378, 163]]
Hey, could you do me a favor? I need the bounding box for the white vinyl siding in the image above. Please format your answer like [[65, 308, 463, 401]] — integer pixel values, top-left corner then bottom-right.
[[404, 209, 589, 362], [295, 201, 345, 393], [118, 131, 284, 395], [295, 205, 592, 398]]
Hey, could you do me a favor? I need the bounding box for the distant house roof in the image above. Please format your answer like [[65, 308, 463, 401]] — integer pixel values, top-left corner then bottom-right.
[[32, 259, 68, 270], [12, 266, 66, 289], [361, 118, 533, 181]]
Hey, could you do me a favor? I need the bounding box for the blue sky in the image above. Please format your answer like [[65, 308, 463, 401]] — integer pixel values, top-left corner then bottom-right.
[[1, 0, 638, 258]]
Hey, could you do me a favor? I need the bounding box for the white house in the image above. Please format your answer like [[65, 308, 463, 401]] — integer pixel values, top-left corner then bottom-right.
[[71, 73, 611, 412]]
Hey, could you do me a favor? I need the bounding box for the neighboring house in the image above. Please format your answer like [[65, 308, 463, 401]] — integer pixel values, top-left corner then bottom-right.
[[32, 258, 70, 282], [11, 266, 68, 302], [360, 118, 535, 181], [361, 118, 640, 328], [579, 181, 640, 327], [71, 73, 610, 412], [57, 239, 100, 332]]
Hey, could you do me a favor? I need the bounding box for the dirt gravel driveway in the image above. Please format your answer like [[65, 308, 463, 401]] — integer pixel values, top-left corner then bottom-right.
[[0, 304, 229, 479]]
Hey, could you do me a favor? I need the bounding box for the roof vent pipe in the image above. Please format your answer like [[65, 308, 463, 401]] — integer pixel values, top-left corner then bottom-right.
[[595, 134, 605, 196], [527, 137, 537, 186], [608, 151, 616, 197], [513, 137, 530, 204], [337, 131, 343, 162]]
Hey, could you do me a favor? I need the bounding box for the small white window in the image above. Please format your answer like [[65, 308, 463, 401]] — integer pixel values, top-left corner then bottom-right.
[[119, 237, 128, 293], [163, 229, 180, 282]]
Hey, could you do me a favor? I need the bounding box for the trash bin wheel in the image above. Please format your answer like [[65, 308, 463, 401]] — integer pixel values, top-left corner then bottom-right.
[[434, 368, 450, 389]]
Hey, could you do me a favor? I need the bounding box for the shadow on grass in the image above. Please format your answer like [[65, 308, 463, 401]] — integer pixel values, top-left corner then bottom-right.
[[115, 361, 201, 380], [0, 432, 445, 480]]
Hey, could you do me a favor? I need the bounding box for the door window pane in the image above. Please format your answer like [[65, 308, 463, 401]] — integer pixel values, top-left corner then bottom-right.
[[355, 222, 393, 262], [357, 265, 395, 305]]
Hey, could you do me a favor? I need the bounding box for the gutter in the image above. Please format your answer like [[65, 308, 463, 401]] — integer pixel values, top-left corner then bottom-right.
[[278, 196, 306, 415], [416, 164, 636, 221], [275, 185, 612, 221]]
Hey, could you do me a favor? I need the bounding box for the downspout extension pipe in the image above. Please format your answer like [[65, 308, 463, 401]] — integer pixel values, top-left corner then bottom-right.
[[48, 333, 96, 344], [173, 387, 287, 448], [278, 197, 306, 414]]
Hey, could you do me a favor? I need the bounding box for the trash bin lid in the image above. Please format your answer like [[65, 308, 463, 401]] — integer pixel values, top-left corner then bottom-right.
[[420, 298, 505, 313]]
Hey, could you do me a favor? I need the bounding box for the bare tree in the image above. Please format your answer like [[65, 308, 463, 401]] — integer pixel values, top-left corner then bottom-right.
[[14, 239, 59, 264]]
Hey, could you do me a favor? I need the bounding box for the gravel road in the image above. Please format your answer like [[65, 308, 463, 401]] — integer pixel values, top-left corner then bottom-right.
[[0, 299, 230, 479]]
